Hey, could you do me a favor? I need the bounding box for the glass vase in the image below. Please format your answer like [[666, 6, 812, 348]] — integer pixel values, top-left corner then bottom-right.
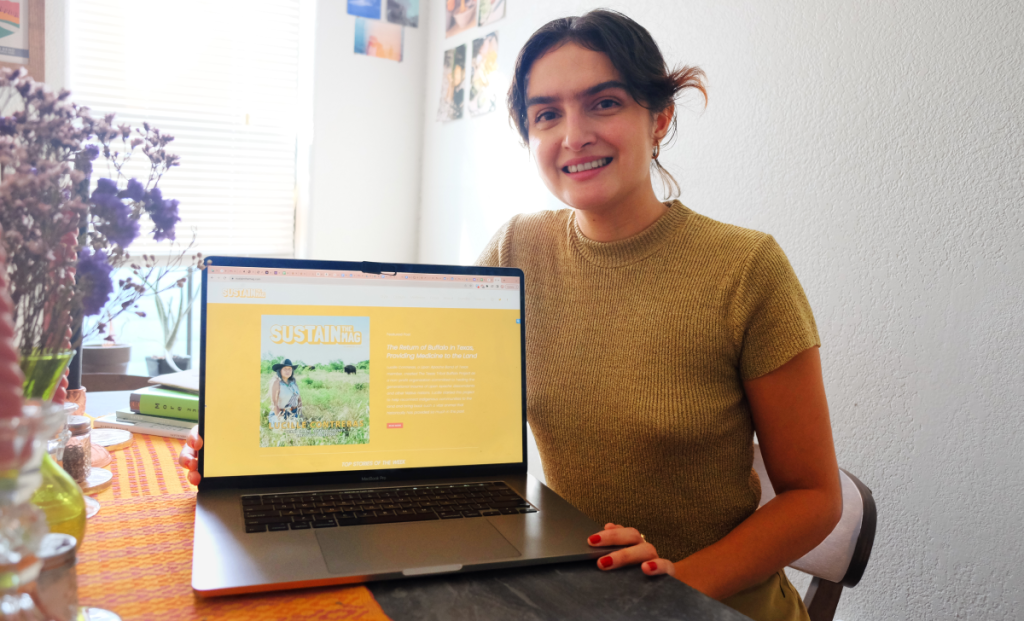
[[18, 351, 88, 546], [30, 454, 85, 544], [18, 351, 75, 404]]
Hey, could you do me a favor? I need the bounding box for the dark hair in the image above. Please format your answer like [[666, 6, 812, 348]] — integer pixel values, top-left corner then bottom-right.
[[507, 9, 707, 198]]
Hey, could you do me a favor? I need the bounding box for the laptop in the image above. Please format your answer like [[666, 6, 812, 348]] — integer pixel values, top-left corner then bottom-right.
[[192, 256, 616, 596]]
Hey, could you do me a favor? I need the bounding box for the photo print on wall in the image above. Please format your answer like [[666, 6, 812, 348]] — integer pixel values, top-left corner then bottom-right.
[[469, 32, 499, 117], [259, 316, 371, 448], [347, 0, 382, 19], [477, 0, 505, 27], [436, 44, 466, 121], [355, 16, 404, 62], [445, 0, 477, 38], [386, 0, 418, 28]]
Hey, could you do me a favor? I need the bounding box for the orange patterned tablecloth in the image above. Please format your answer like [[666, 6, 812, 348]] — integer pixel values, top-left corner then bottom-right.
[[77, 434, 392, 621]]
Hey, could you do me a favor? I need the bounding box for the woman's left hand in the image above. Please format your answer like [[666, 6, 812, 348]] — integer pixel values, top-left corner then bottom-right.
[[588, 523, 676, 577]]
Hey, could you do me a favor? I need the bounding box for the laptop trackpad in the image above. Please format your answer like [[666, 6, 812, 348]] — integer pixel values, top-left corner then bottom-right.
[[316, 519, 522, 576]]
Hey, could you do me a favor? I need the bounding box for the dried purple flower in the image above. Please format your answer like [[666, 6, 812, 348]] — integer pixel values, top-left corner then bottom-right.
[[118, 178, 145, 202], [143, 187, 181, 241], [76, 247, 114, 316], [91, 178, 139, 248], [0, 67, 188, 355], [94, 177, 118, 196]]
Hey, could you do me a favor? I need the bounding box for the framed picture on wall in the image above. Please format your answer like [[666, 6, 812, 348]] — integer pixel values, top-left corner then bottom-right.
[[0, 0, 43, 81]]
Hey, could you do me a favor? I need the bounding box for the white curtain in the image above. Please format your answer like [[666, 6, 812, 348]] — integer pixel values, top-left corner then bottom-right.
[[68, 0, 307, 258]]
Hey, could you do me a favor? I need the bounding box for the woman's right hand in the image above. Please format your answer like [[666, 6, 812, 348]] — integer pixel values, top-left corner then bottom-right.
[[179, 426, 203, 486]]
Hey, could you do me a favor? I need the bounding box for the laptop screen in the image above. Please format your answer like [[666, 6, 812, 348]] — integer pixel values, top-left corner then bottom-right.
[[201, 263, 524, 479]]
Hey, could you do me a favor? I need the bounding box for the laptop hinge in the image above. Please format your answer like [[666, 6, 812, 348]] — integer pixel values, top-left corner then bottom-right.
[[361, 261, 397, 275]]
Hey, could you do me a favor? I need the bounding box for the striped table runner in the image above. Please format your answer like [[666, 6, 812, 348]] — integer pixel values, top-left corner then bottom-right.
[[77, 434, 391, 620]]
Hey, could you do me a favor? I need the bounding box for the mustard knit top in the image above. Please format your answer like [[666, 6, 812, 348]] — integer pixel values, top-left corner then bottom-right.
[[476, 201, 820, 563]]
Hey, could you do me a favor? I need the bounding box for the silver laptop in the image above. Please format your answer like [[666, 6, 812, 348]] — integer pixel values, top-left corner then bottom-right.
[[192, 257, 613, 596]]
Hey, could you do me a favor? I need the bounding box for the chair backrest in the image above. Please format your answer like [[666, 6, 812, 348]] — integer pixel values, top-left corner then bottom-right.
[[752, 443, 875, 587]]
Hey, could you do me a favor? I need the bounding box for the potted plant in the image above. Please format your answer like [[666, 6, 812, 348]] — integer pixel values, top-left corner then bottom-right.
[[140, 254, 201, 375], [81, 309, 131, 374], [77, 117, 203, 376]]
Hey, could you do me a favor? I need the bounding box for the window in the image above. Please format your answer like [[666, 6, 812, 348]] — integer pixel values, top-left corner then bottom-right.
[[68, 0, 310, 257]]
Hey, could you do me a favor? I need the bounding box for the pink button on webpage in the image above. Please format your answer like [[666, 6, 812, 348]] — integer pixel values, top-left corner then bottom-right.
[[387, 422, 403, 429]]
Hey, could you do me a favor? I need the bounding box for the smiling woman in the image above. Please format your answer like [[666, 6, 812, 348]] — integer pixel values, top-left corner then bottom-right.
[[508, 16, 705, 219], [477, 9, 842, 621], [503, 27, 706, 243]]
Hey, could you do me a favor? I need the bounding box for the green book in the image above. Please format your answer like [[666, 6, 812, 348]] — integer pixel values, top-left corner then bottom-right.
[[129, 385, 199, 421]]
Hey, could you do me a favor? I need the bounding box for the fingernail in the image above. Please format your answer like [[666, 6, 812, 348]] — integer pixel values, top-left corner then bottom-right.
[[646, 562, 657, 571], [599, 556, 613, 568], [588, 535, 601, 545]]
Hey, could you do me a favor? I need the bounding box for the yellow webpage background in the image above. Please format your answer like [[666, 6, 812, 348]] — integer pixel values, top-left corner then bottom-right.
[[204, 303, 523, 477]]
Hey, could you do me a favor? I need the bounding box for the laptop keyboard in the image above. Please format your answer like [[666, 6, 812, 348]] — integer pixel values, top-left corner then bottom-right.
[[242, 482, 537, 533]]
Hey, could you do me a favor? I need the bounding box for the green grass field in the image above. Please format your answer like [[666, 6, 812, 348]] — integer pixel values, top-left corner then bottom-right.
[[259, 367, 370, 447]]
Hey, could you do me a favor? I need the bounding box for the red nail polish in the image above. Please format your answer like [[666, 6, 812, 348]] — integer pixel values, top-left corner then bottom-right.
[[599, 556, 613, 568], [646, 562, 657, 571], [588, 535, 601, 545]]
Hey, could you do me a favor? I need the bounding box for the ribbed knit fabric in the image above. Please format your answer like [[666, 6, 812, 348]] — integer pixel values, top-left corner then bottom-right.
[[475, 201, 820, 564]]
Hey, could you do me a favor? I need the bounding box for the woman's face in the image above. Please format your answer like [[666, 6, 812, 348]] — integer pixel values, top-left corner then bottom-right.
[[525, 43, 671, 214], [281, 366, 293, 380]]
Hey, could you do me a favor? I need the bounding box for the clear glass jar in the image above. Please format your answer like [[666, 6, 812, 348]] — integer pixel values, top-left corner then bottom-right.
[[0, 401, 69, 620], [62, 417, 92, 485], [33, 532, 78, 621]]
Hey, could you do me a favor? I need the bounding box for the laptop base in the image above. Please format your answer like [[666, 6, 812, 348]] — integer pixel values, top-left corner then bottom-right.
[[192, 473, 616, 596]]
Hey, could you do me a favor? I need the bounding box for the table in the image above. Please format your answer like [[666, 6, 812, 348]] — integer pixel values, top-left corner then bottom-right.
[[77, 391, 751, 620]]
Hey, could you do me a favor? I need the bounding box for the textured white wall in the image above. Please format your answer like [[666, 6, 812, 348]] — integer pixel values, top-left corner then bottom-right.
[[418, 1, 1024, 619], [306, 0, 428, 262]]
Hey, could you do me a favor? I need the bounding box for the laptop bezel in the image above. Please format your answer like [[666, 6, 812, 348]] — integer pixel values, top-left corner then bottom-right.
[[196, 256, 528, 492]]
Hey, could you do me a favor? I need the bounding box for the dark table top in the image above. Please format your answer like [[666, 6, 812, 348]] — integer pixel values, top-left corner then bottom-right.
[[369, 560, 752, 621]]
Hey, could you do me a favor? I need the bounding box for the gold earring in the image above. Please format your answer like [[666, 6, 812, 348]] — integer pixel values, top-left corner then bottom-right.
[[652, 143, 660, 160]]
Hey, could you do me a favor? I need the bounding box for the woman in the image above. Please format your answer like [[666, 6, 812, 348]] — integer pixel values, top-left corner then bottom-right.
[[268, 359, 302, 422], [182, 10, 841, 620]]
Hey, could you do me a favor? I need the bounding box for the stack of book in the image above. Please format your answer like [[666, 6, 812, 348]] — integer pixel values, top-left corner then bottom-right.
[[93, 369, 199, 439]]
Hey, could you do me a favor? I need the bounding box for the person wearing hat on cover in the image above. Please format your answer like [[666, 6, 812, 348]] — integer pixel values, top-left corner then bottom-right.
[[269, 359, 302, 423]]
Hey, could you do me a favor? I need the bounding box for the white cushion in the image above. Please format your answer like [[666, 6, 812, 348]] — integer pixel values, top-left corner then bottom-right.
[[753, 444, 863, 583]]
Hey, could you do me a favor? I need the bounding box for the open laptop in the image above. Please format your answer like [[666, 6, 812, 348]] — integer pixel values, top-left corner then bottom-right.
[[192, 257, 615, 596]]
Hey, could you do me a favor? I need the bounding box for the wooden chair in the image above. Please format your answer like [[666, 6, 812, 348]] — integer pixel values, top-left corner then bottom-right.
[[81, 373, 152, 392], [752, 444, 876, 621]]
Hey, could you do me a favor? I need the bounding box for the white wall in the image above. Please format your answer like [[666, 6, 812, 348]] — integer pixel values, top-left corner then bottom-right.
[[418, 1, 1024, 620], [306, 0, 429, 263]]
